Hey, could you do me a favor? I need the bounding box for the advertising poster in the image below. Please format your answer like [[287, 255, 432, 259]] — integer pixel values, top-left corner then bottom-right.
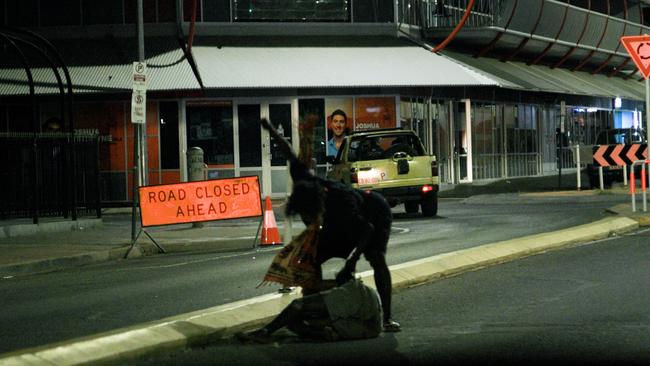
[[354, 97, 397, 131], [324, 98, 353, 157], [325, 97, 353, 133]]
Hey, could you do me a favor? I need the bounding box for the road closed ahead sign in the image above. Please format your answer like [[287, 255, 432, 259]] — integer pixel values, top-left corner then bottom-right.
[[139, 176, 262, 227]]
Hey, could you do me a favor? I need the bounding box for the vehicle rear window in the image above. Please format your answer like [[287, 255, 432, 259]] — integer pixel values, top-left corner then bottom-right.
[[348, 134, 425, 162]]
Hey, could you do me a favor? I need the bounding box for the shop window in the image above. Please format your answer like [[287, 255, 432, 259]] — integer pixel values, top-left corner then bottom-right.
[[0, 104, 7, 132], [8, 105, 35, 132], [299, 99, 326, 165], [269, 104, 292, 166], [0, 2, 5, 27], [354, 97, 396, 130], [40, 0, 81, 26], [352, 0, 393, 22], [157, 0, 177, 21], [125, 0, 157, 23], [183, 0, 203, 21], [159, 102, 179, 169], [187, 102, 234, 166], [237, 104, 261, 167], [82, 0, 124, 25], [234, 0, 348, 22], [6, 0, 39, 27], [203, 0, 230, 21]]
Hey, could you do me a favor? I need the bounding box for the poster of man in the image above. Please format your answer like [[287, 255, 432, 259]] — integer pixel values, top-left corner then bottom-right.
[[325, 98, 353, 158]]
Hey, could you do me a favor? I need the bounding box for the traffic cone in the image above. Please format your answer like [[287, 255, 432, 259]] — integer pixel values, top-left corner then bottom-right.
[[260, 196, 282, 246]]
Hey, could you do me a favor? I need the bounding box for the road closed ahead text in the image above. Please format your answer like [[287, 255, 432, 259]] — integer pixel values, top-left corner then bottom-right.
[[139, 176, 262, 227]]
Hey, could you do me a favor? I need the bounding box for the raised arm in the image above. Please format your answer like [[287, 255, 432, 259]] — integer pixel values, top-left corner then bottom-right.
[[261, 118, 313, 183], [260, 118, 298, 163]]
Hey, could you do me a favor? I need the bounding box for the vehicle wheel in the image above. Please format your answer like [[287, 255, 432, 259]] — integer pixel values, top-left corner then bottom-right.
[[421, 192, 437, 217], [405, 202, 419, 214]]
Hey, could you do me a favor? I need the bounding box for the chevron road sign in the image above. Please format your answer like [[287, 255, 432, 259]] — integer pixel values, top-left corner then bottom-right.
[[592, 144, 648, 167]]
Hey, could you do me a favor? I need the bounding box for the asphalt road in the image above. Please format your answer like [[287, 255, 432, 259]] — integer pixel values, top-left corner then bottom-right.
[[0, 193, 631, 355], [129, 227, 650, 366]]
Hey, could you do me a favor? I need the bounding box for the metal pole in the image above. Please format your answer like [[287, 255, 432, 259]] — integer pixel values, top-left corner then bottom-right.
[[131, 0, 145, 241], [576, 144, 581, 190], [647, 78, 650, 148], [137, 0, 147, 187], [642, 163, 647, 212], [631, 168, 636, 212]]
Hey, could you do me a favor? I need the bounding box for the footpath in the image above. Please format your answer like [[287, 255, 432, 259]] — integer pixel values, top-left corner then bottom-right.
[[0, 199, 299, 278], [1, 186, 650, 365]]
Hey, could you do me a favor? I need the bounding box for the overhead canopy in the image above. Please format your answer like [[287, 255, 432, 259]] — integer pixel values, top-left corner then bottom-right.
[[0, 37, 199, 96], [443, 50, 646, 101], [0, 35, 644, 102], [191, 45, 507, 89]]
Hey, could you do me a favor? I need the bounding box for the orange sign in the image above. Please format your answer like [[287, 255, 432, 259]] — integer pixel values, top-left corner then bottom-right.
[[621, 35, 650, 79], [354, 97, 397, 131], [139, 176, 262, 227]]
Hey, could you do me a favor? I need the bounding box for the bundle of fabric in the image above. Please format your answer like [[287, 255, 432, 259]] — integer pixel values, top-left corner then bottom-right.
[[260, 221, 321, 291]]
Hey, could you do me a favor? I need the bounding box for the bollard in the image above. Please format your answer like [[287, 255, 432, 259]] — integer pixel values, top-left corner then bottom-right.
[[643, 163, 647, 212], [599, 166, 604, 190], [187, 147, 206, 228], [575, 144, 581, 190], [630, 168, 636, 212]]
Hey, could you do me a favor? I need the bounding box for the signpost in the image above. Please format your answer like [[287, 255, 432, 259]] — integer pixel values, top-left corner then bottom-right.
[[131, 62, 146, 124], [621, 35, 650, 146]]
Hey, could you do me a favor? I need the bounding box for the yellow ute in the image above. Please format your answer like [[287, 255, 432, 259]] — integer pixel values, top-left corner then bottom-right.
[[327, 128, 439, 216]]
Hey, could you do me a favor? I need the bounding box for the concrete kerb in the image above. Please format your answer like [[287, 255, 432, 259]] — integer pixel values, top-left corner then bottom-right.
[[0, 225, 270, 278], [0, 250, 122, 278], [0, 218, 103, 239], [0, 215, 639, 366]]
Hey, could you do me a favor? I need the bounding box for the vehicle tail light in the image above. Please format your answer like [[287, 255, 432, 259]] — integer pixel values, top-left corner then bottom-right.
[[422, 185, 433, 193], [350, 168, 358, 184], [431, 161, 438, 176]]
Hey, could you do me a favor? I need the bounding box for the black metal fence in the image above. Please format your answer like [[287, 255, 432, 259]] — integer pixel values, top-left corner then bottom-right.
[[0, 132, 101, 222]]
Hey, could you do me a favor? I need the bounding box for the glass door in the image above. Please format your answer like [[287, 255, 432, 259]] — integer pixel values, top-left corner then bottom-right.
[[235, 99, 297, 198], [454, 99, 473, 183]]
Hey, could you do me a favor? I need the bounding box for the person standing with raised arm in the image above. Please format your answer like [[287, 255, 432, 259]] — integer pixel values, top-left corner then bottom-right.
[[261, 118, 400, 332]]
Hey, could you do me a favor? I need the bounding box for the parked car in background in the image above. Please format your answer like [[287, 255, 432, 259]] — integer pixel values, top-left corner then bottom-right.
[[586, 128, 647, 188], [327, 128, 439, 216]]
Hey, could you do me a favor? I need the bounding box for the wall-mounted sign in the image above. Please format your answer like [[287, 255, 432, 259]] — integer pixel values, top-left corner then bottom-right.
[[354, 97, 397, 130]]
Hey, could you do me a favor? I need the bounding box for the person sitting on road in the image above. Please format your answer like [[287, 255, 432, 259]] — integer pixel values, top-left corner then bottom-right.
[[260, 118, 400, 332], [237, 278, 382, 343]]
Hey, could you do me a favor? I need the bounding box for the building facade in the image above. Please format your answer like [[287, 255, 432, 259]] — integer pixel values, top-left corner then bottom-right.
[[1, 0, 649, 218]]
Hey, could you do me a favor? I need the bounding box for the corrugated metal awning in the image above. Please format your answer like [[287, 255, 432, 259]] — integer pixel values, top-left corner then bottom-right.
[[0, 37, 199, 96], [192, 46, 508, 89], [443, 50, 645, 101]]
